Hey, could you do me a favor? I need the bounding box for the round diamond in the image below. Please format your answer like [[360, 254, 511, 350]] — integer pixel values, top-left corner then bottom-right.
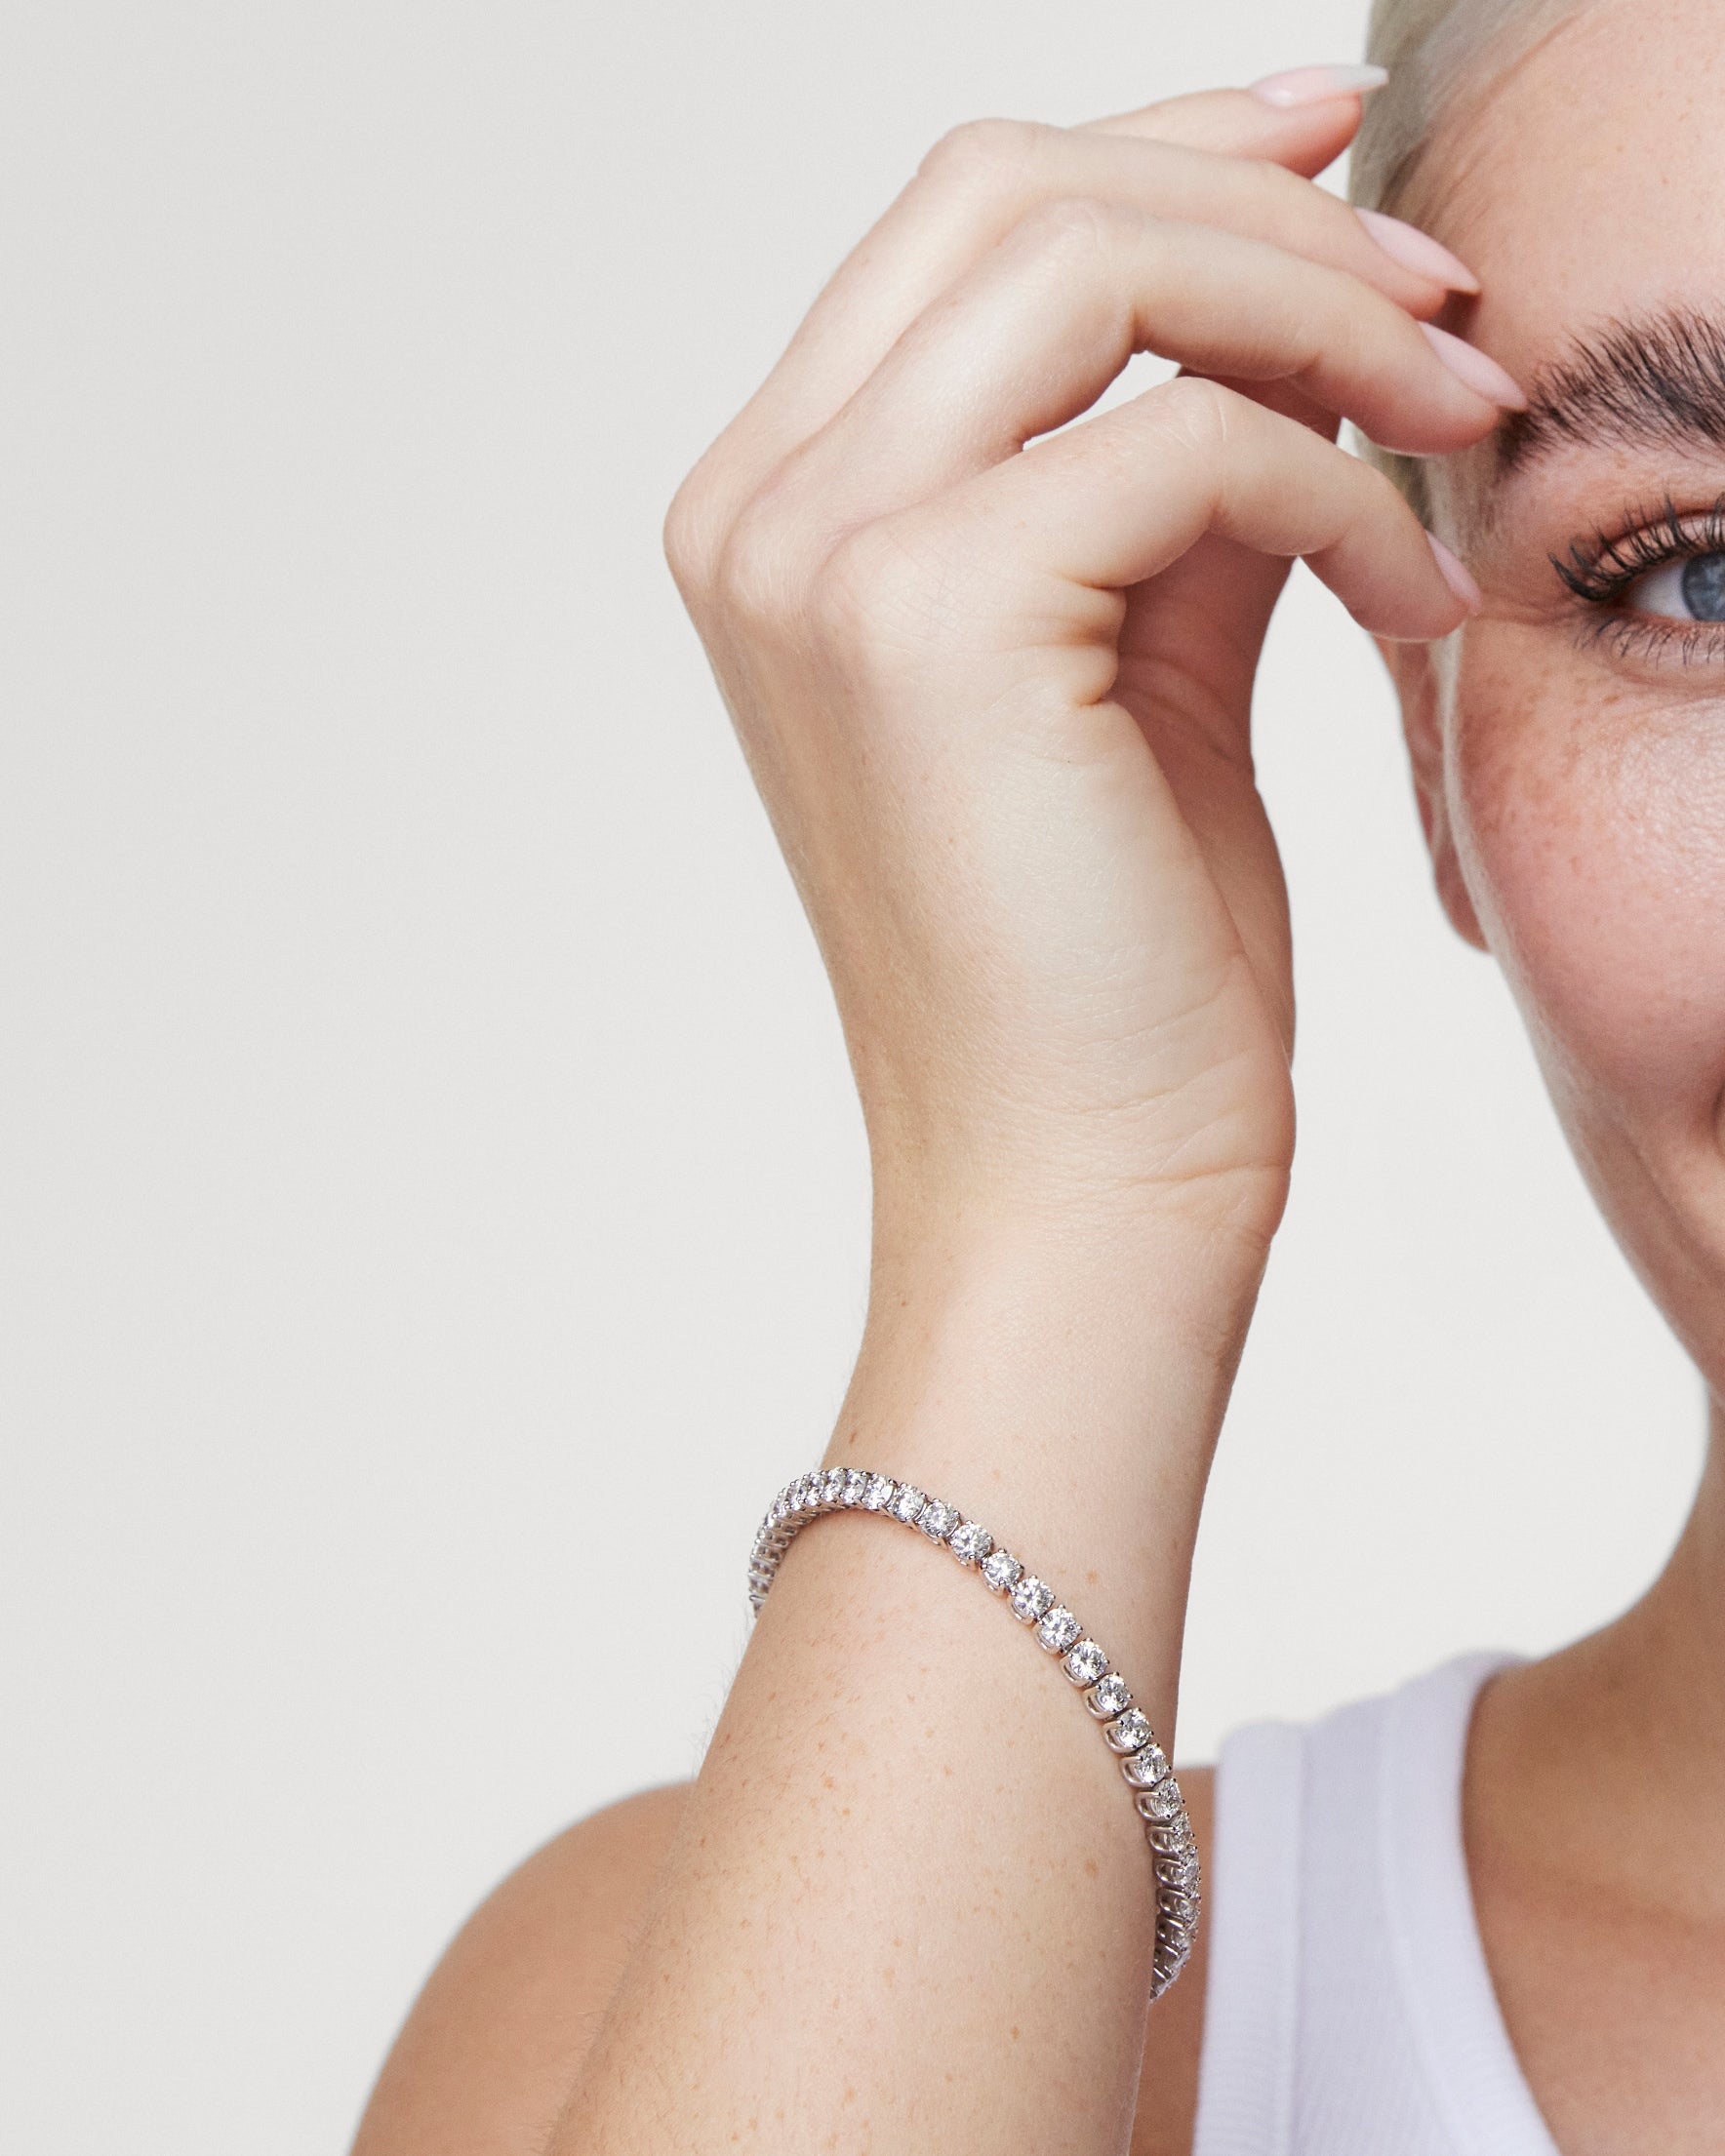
[[1159, 1889, 1199, 1927], [1136, 1773, 1184, 1822], [981, 1548, 1023, 1594], [842, 1467, 868, 1505], [863, 1473, 897, 1511], [1063, 1640, 1107, 1688], [1035, 1606, 1081, 1655], [948, 1520, 993, 1567], [1010, 1576, 1055, 1623], [1122, 1739, 1169, 1789], [893, 1484, 927, 1526], [919, 1497, 959, 1542], [1148, 1815, 1196, 1858], [1105, 1707, 1153, 1755], [1088, 1673, 1132, 1720], [822, 1466, 847, 1503], [1157, 1852, 1201, 1894]]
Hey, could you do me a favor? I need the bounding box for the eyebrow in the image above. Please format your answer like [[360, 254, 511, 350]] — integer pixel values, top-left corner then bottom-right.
[[1498, 306, 1725, 477]]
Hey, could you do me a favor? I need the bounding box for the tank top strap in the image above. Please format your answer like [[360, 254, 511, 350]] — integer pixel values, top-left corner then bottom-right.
[[1186, 1717, 1304, 2156], [1190, 1652, 1557, 2156]]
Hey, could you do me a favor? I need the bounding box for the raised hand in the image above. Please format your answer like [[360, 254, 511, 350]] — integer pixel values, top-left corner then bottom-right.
[[550, 78, 1514, 2156], [667, 82, 1507, 1271]]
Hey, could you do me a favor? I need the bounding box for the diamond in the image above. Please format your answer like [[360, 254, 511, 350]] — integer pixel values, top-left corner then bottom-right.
[[796, 1473, 820, 1511], [1159, 1889, 1199, 1927], [842, 1467, 868, 1506], [919, 1498, 959, 1542], [1036, 1606, 1081, 1655], [1156, 1852, 1200, 1894], [1063, 1639, 1107, 1687], [1122, 1740, 1169, 1789], [948, 1520, 993, 1568], [822, 1466, 846, 1503], [1088, 1673, 1132, 1720], [1148, 1815, 1196, 1858], [1010, 1576, 1055, 1623], [863, 1474, 897, 1511], [1105, 1708, 1153, 1755], [1136, 1773, 1183, 1823], [981, 1548, 1023, 1594], [893, 1484, 927, 1526]]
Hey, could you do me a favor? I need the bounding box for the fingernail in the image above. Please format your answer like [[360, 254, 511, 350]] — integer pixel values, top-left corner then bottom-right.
[[1420, 323, 1529, 410], [1427, 534, 1484, 615], [1248, 63, 1389, 108], [1357, 207, 1481, 294]]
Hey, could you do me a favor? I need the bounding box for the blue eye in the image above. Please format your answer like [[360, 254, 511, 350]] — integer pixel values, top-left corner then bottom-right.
[[1624, 551, 1725, 620]]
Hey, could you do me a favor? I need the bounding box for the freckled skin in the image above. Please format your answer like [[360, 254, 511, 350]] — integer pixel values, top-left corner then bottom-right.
[[350, 18, 1725, 2154], [1405, 0, 1725, 1395], [1383, 6, 1725, 2149]]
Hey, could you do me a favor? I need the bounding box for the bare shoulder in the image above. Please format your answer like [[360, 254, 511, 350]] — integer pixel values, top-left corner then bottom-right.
[[351, 1779, 694, 2156], [352, 1764, 1212, 2156]]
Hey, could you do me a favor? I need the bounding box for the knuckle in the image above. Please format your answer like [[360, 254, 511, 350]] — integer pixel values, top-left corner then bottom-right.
[[713, 493, 808, 630], [1154, 372, 1236, 451], [662, 466, 725, 598], [814, 519, 912, 641], [1015, 193, 1123, 264], [917, 115, 1041, 196]]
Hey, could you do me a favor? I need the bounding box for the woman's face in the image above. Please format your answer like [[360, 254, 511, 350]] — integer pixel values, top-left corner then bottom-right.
[[1406, 0, 1725, 1382]]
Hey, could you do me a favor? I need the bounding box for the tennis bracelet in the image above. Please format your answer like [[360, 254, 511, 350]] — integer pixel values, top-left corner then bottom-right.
[[746, 1464, 1200, 1998]]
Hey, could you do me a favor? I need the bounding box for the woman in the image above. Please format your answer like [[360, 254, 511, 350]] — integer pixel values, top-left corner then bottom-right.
[[353, 1, 1725, 2149]]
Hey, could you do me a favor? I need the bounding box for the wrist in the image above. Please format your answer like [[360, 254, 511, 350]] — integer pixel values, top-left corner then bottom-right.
[[865, 1173, 1277, 1372], [824, 1210, 1266, 1696], [868, 1140, 1289, 1290]]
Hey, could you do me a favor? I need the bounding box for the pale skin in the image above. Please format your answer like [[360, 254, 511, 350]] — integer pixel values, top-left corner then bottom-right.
[[354, 5, 1725, 2150]]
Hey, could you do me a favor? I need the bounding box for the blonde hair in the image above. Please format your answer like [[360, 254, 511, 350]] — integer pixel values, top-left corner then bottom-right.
[[1348, 0, 1589, 517]]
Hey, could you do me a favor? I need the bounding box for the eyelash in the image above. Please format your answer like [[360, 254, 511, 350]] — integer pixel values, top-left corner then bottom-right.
[[1554, 495, 1725, 664]]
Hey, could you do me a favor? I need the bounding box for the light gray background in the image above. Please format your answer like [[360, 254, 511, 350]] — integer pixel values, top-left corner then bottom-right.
[[0, 1, 1698, 2149]]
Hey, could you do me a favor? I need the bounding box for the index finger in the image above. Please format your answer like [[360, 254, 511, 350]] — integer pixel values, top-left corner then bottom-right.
[[695, 87, 1384, 543], [1079, 76, 1385, 179]]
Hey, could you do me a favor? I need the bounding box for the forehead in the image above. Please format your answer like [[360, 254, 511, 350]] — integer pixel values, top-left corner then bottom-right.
[[1424, 0, 1725, 377]]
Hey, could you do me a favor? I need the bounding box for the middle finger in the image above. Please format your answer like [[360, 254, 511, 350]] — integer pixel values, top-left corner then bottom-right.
[[775, 202, 1524, 541]]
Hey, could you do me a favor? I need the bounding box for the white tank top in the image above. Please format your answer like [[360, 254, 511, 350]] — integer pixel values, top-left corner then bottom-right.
[[1191, 1652, 1563, 2156]]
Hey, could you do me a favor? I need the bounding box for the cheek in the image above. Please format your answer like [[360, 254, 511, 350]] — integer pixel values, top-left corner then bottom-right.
[[1446, 630, 1725, 1131]]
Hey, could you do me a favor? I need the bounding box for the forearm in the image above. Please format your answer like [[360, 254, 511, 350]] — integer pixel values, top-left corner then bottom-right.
[[552, 1214, 1264, 2155], [555, 56, 1492, 2151]]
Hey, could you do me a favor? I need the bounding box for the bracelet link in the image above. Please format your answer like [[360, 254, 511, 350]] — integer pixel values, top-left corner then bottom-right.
[[746, 1465, 1201, 1999]]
